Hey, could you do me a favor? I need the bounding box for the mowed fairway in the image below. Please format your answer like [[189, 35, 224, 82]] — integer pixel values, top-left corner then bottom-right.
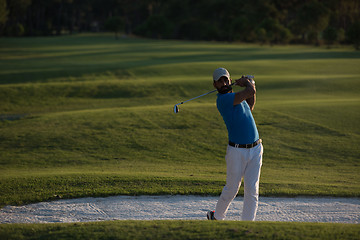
[[0, 34, 359, 208]]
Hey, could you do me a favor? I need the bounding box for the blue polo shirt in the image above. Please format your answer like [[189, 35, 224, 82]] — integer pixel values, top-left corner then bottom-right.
[[216, 92, 259, 145]]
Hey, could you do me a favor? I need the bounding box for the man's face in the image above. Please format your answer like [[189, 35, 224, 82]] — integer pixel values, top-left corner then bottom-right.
[[214, 76, 232, 94]]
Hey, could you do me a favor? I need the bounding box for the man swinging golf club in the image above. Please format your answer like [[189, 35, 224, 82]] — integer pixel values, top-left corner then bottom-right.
[[207, 68, 263, 221]]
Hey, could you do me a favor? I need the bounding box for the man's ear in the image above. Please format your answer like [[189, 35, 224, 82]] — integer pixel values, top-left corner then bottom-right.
[[213, 81, 217, 89]]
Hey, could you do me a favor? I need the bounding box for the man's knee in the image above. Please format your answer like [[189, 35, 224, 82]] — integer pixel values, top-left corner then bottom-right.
[[244, 182, 259, 197], [221, 186, 240, 201]]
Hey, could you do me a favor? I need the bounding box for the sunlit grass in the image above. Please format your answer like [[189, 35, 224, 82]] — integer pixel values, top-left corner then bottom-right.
[[1, 220, 359, 240]]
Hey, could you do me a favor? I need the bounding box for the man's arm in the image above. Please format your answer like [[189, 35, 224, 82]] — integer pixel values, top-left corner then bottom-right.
[[233, 77, 256, 110], [245, 93, 256, 111]]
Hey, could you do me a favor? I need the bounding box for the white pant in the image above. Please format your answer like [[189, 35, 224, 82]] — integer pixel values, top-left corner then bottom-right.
[[215, 143, 263, 221]]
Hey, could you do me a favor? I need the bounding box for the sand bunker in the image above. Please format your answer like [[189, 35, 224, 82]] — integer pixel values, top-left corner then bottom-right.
[[1, 196, 359, 223]]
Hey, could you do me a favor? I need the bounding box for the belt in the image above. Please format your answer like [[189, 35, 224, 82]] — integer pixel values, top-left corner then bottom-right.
[[229, 139, 262, 149]]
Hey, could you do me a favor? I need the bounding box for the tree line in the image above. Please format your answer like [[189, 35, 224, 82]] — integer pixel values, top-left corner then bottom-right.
[[1, 0, 360, 48]]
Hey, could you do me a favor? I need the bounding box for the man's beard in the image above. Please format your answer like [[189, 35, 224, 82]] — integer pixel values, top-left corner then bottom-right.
[[218, 85, 233, 94]]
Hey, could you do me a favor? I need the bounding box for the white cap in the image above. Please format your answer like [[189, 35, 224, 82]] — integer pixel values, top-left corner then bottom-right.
[[213, 68, 230, 81]]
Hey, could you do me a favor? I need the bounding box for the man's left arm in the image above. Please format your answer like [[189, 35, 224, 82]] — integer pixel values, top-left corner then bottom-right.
[[246, 86, 256, 111], [242, 77, 256, 111]]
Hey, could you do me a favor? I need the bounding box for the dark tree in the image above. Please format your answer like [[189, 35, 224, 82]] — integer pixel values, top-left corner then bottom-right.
[[347, 21, 360, 50], [105, 16, 125, 39]]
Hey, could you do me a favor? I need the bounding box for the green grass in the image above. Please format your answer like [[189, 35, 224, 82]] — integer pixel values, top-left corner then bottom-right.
[[0, 220, 359, 240], [0, 33, 359, 208]]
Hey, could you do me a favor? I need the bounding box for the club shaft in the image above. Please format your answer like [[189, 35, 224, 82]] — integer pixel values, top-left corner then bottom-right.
[[178, 89, 217, 105], [175, 75, 254, 106], [176, 82, 236, 106], [174, 75, 254, 113]]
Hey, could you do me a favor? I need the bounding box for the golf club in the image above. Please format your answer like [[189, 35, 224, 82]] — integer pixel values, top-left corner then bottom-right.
[[174, 75, 254, 114]]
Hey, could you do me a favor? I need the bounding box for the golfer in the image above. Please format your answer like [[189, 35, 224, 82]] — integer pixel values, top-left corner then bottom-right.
[[207, 68, 263, 221]]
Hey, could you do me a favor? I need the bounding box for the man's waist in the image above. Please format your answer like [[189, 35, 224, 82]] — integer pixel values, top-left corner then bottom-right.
[[228, 139, 262, 149]]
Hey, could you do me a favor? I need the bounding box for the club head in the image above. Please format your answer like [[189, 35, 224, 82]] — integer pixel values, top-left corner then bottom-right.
[[174, 105, 179, 114]]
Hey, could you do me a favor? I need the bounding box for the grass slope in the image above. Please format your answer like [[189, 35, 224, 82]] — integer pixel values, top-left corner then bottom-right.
[[1, 220, 359, 240], [0, 34, 359, 207]]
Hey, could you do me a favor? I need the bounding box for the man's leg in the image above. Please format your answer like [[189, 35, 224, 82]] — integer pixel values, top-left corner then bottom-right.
[[214, 146, 246, 220], [242, 143, 263, 221]]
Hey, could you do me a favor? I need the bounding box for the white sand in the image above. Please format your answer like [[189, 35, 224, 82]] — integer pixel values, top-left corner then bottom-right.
[[0, 196, 359, 224]]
